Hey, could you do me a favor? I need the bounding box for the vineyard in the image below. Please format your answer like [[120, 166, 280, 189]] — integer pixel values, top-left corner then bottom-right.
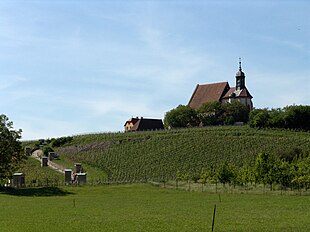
[[45, 126, 310, 183], [18, 157, 63, 186]]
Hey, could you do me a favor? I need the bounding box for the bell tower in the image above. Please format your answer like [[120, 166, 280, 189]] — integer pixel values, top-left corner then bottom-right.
[[236, 58, 245, 90]]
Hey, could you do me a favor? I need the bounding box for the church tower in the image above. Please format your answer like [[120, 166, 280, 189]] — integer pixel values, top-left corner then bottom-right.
[[236, 58, 245, 90], [188, 59, 253, 111]]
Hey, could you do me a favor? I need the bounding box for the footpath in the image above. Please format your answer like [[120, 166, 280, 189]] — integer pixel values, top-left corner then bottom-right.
[[31, 150, 66, 173]]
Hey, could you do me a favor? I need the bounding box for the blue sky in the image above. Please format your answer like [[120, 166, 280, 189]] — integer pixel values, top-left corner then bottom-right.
[[0, 0, 309, 140]]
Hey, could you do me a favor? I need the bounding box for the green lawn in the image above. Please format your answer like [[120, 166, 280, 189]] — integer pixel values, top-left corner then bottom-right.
[[0, 184, 309, 231]]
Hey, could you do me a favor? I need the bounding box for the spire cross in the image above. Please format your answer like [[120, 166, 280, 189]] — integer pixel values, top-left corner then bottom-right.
[[239, 57, 242, 71]]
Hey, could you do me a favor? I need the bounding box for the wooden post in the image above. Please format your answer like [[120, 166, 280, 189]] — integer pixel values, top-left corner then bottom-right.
[[212, 204, 216, 232]]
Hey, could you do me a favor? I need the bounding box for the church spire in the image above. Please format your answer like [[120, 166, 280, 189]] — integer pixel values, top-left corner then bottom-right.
[[236, 58, 245, 90]]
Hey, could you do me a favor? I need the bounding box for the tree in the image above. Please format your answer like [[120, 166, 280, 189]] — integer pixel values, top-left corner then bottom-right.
[[222, 101, 249, 125], [283, 105, 310, 130], [217, 162, 236, 186], [0, 114, 24, 180], [164, 105, 199, 128], [237, 164, 255, 189], [248, 109, 270, 128], [248, 105, 310, 131], [254, 152, 271, 185], [197, 101, 224, 126]]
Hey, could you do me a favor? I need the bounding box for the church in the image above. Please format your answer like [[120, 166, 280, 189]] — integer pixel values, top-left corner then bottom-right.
[[188, 60, 253, 110]]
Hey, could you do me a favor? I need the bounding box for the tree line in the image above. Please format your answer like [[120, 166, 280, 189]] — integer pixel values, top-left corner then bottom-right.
[[164, 102, 310, 131], [175, 148, 310, 192], [249, 105, 310, 130], [164, 101, 249, 128]]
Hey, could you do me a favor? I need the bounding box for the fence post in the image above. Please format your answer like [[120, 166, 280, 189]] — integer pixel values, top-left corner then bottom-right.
[[212, 204, 216, 232]]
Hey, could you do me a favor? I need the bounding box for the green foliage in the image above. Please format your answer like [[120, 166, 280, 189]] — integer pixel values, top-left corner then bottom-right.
[[255, 152, 271, 184], [198, 101, 224, 126], [216, 162, 236, 185], [283, 105, 310, 130], [0, 114, 24, 179], [222, 101, 249, 124], [166, 101, 250, 128], [249, 109, 270, 128], [164, 105, 199, 128], [47, 136, 73, 147], [43, 146, 54, 157], [237, 164, 255, 186], [18, 157, 63, 186], [249, 105, 310, 131]]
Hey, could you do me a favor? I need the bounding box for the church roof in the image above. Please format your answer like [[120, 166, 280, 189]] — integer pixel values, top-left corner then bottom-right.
[[222, 87, 253, 99], [188, 82, 230, 109]]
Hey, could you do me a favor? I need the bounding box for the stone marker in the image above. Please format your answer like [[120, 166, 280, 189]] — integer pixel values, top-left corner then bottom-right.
[[77, 173, 87, 185], [12, 173, 25, 188], [48, 152, 56, 161], [64, 169, 72, 184], [75, 163, 82, 173], [42, 156, 48, 167]]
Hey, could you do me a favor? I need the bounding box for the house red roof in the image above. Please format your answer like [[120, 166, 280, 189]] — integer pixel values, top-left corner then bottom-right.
[[188, 82, 230, 109], [222, 87, 253, 99]]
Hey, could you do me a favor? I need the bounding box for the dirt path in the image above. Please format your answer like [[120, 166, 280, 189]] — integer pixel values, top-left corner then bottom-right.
[[31, 150, 66, 173]]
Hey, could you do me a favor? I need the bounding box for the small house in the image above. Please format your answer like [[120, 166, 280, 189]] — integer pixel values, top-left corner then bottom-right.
[[124, 117, 164, 132]]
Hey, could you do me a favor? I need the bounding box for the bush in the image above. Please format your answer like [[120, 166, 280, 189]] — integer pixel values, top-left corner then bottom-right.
[[49, 136, 73, 147], [164, 105, 199, 128], [43, 146, 54, 157]]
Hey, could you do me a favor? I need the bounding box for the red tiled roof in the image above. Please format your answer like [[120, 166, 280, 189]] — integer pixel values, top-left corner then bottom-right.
[[222, 87, 253, 99], [188, 82, 230, 109]]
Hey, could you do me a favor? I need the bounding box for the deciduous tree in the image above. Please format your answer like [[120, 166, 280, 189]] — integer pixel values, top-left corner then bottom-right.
[[0, 114, 24, 180]]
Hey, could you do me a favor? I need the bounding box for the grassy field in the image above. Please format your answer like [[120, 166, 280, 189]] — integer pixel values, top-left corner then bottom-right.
[[0, 184, 310, 232]]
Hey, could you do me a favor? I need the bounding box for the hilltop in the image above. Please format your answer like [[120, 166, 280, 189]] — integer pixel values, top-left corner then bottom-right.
[[23, 126, 310, 183]]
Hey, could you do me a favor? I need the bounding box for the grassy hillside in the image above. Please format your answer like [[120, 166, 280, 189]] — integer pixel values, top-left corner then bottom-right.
[[42, 126, 310, 182]]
